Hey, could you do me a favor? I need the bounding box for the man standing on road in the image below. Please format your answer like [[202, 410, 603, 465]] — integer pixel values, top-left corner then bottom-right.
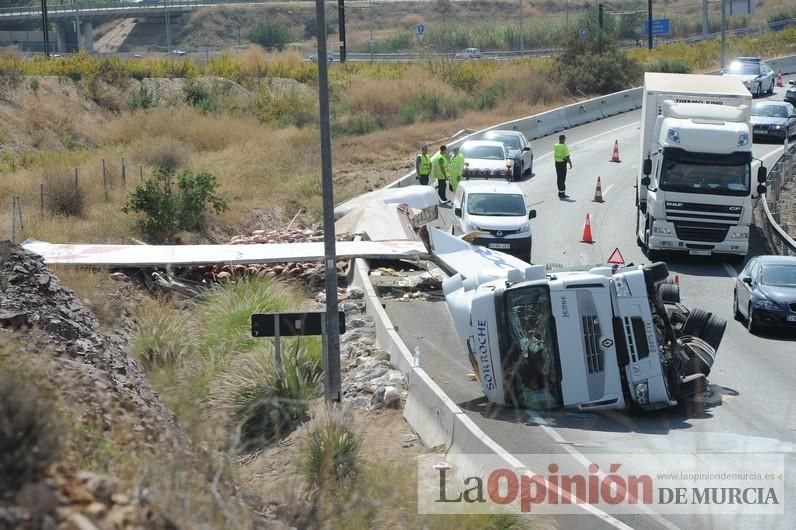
[[448, 146, 465, 193], [553, 134, 573, 199], [415, 144, 432, 185], [433, 145, 450, 202]]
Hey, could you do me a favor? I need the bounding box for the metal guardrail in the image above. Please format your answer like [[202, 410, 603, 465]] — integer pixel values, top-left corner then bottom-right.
[[0, 0, 268, 18], [763, 144, 796, 255]]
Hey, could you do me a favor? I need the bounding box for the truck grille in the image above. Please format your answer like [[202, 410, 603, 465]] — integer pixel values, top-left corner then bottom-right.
[[582, 315, 603, 374], [673, 222, 730, 243]]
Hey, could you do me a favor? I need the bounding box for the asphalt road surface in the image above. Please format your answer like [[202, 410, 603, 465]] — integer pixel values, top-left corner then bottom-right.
[[386, 77, 796, 529]]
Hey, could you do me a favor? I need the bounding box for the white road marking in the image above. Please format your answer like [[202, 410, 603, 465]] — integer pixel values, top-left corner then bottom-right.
[[527, 412, 681, 530], [722, 262, 739, 278], [603, 184, 615, 198], [534, 122, 639, 162]]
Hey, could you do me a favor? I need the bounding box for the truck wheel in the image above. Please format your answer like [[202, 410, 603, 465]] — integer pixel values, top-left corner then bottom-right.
[[682, 308, 710, 337], [691, 345, 715, 377], [644, 262, 669, 284], [659, 283, 680, 303], [700, 314, 726, 351]]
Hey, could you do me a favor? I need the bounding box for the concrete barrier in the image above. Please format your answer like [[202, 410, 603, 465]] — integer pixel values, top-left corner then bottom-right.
[[600, 88, 643, 118], [565, 99, 605, 128], [404, 367, 460, 449]]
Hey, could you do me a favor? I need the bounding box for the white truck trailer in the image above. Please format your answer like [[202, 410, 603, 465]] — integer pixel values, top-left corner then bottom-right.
[[431, 228, 726, 412], [636, 73, 767, 258]]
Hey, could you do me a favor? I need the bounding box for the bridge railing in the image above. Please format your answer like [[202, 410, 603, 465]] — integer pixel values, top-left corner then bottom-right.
[[0, 0, 268, 17]]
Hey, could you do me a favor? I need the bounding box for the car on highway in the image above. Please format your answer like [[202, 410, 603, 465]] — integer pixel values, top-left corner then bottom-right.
[[721, 57, 775, 97], [308, 52, 335, 63], [750, 101, 796, 142], [459, 140, 513, 180], [455, 48, 482, 60], [482, 129, 533, 180], [734, 255, 796, 334], [451, 180, 536, 262], [786, 80, 796, 105]]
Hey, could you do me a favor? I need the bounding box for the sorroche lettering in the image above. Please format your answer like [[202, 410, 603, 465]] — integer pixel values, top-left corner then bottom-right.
[[476, 319, 495, 391], [560, 296, 570, 318]]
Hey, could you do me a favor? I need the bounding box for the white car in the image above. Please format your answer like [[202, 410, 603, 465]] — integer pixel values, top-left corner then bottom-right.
[[721, 57, 775, 98], [455, 48, 482, 60], [482, 129, 533, 180], [452, 180, 536, 262], [459, 140, 513, 180]]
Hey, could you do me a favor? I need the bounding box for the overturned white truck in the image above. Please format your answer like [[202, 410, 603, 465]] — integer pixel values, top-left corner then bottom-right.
[[431, 228, 726, 412]]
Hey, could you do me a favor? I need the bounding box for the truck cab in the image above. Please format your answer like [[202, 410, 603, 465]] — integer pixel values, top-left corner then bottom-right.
[[636, 73, 766, 258]]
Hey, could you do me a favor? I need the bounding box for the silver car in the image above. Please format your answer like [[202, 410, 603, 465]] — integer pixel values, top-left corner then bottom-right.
[[459, 140, 513, 179], [721, 57, 775, 98], [455, 48, 482, 60], [482, 130, 533, 181]]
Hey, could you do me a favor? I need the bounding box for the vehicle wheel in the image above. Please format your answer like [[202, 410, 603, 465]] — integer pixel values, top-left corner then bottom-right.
[[526, 157, 533, 176], [755, 83, 762, 98], [644, 262, 669, 284], [747, 304, 761, 335], [769, 80, 775, 95], [682, 308, 710, 337], [733, 290, 743, 321], [659, 283, 680, 304], [692, 345, 715, 377], [700, 314, 726, 351]]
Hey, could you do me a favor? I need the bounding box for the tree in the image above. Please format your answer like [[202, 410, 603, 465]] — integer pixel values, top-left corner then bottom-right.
[[248, 22, 293, 51]]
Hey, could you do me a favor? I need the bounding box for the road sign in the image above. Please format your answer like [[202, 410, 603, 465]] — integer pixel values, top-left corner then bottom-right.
[[579, 27, 589, 40], [729, 0, 755, 16], [252, 311, 346, 337], [417, 24, 425, 34], [642, 18, 671, 36], [607, 248, 625, 265], [417, 33, 425, 43]]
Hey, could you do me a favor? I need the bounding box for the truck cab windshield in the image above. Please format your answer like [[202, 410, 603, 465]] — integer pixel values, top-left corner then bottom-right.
[[501, 286, 562, 409], [659, 149, 750, 196]]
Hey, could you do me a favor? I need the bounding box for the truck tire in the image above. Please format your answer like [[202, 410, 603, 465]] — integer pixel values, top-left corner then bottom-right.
[[644, 262, 669, 284], [659, 283, 680, 304], [700, 314, 726, 351], [692, 345, 715, 377], [682, 308, 710, 337]]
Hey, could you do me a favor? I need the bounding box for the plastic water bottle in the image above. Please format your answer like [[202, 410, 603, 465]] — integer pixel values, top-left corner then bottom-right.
[[413, 346, 421, 367]]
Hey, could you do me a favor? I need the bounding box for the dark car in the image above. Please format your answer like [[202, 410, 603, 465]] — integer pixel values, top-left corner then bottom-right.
[[786, 80, 796, 105], [734, 255, 796, 334], [750, 101, 796, 142]]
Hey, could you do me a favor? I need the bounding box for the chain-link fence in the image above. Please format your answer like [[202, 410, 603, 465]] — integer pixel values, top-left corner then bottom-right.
[[761, 144, 796, 256]]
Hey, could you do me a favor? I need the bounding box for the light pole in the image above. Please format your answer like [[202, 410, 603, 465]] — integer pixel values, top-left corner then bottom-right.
[[519, 0, 524, 52], [369, 0, 374, 64], [39, 0, 50, 57], [720, 0, 727, 69], [314, 0, 342, 403], [647, 0, 653, 50]]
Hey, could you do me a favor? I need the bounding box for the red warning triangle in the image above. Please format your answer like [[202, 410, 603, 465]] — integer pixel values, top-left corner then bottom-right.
[[607, 248, 625, 265]]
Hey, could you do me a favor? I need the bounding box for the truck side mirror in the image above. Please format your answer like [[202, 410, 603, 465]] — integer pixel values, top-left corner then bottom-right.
[[528, 209, 537, 219], [642, 158, 652, 176], [640, 176, 651, 186], [758, 166, 767, 183], [742, 276, 752, 285], [454, 207, 462, 217], [757, 184, 767, 195]]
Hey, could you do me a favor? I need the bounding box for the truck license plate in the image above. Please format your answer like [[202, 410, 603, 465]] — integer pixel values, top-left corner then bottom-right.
[[689, 250, 711, 256], [489, 243, 511, 249], [788, 315, 796, 322]]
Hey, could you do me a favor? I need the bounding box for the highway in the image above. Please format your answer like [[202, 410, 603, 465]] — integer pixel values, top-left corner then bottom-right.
[[386, 78, 796, 528]]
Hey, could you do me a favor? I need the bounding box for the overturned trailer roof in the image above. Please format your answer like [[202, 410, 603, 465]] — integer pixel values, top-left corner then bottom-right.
[[22, 239, 429, 267]]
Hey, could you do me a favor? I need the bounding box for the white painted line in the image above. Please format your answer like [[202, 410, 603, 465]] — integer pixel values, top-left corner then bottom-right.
[[603, 184, 615, 198], [528, 412, 680, 530], [534, 122, 640, 162], [722, 262, 739, 278]]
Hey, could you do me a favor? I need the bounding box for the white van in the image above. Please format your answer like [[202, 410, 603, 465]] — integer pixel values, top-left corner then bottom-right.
[[452, 180, 535, 263]]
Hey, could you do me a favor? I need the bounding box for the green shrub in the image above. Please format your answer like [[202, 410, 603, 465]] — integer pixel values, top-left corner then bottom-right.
[[183, 80, 218, 112], [248, 22, 293, 51], [400, 92, 458, 124], [301, 404, 361, 489], [304, 16, 334, 39], [475, 82, 506, 110], [556, 34, 642, 94], [128, 84, 157, 110], [45, 171, 85, 217], [333, 114, 378, 136], [130, 299, 198, 369], [254, 85, 316, 127], [0, 369, 61, 494], [123, 167, 228, 242], [646, 59, 692, 74]]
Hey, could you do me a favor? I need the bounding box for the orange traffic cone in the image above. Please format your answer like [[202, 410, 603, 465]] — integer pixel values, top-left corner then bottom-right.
[[776, 70, 783, 87], [674, 275, 680, 285], [593, 176, 604, 203], [581, 213, 594, 243], [610, 140, 621, 163]]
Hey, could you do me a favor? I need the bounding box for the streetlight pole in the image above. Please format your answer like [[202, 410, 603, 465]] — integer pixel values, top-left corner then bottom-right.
[[720, 0, 727, 69], [519, 0, 524, 53], [647, 0, 653, 50], [369, 0, 373, 64], [39, 0, 50, 57], [314, 0, 342, 403]]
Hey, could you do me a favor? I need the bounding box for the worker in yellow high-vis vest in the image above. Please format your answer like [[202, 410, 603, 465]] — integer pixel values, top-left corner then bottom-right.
[[553, 134, 573, 199], [448, 146, 465, 193], [415, 144, 432, 185], [432, 144, 449, 202]]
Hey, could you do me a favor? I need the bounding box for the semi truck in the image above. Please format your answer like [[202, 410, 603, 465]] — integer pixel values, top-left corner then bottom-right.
[[636, 73, 767, 258], [430, 227, 726, 412]]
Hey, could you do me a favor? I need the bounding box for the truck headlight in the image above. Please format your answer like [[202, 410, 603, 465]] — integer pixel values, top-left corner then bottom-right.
[[754, 297, 778, 310], [729, 231, 748, 239], [653, 225, 673, 235], [517, 223, 530, 234], [465, 223, 480, 232], [613, 276, 632, 297], [635, 382, 649, 405], [737, 133, 749, 147], [667, 129, 680, 143]]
